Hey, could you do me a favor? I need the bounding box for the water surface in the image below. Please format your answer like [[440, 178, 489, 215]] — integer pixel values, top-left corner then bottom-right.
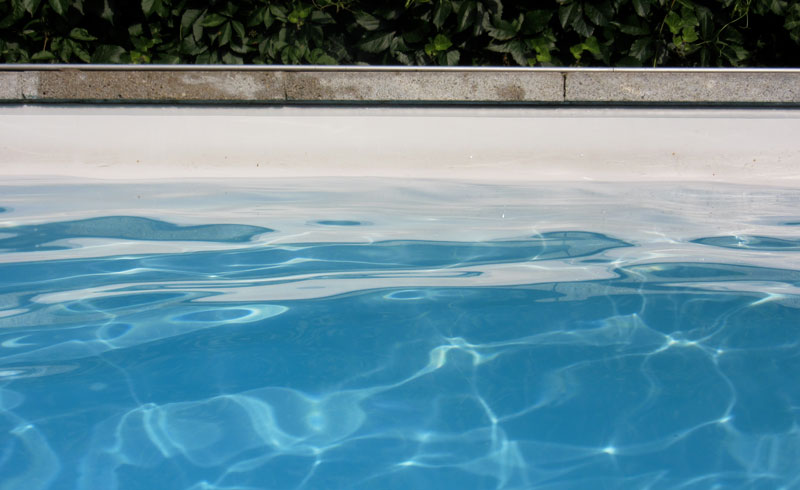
[[1, 179, 799, 489]]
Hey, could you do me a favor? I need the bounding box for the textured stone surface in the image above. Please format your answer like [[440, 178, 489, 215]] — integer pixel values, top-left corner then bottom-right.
[[565, 71, 800, 103], [0, 72, 18, 99], [2, 68, 800, 104], [284, 70, 563, 102], [0, 72, 39, 100], [38, 70, 284, 101]]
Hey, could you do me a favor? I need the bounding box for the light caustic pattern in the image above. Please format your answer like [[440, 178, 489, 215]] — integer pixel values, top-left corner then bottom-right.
[[0, 181, 799, 490]]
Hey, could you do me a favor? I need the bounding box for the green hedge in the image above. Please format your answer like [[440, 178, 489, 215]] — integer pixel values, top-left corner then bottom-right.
[[1, 0, 799, 66]]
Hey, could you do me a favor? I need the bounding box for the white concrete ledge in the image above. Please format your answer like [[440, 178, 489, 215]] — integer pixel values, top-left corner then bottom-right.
[[2, 66, 800, 105]]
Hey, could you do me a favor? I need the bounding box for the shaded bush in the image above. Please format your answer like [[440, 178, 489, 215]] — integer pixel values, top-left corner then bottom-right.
[[1, 0, 799, 66]]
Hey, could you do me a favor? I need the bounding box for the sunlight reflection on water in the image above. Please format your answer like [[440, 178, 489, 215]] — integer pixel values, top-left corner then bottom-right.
[[1, 179, 799, 489]]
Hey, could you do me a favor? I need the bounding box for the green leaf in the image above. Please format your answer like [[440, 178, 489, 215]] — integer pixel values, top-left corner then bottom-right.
[[570, 43, 584, 60], [222, 2, 237, 18], [180, 35, 207, 56], [100, 0, 113, 24], [231, 20, 245, 41], [696, 6, 712, 37], [281, 44, 305, 64], [130, 35, 149, 52], [71, 41, 90, 62], [442, 49, 459, 65], [632, 0, 650, 17], [680, 7, 698, 28], [22, 0, 42, 15], [615, 55, 642, 67], [432, 0, 452, 28], [664, 11, 682, 35], [584, 3, 609, 27], [485, 15, 520, 41], [247, 6, 264, 27], [141, 0, 155, 16], [358, 31, 394, 53], [375, 7, 402, 20], [395, 50, 412, 65], [681, 25, 698, 43], [699, 46, 710, 66], [31, 49, 55, 60], [263, 8, 274, 29], [91, 44, 125, 63], [219, 22, 232, 47], [193, 21, 203, 41], [401, 20, 429, 43], [629, 37, 653, 62], [230, 42, 250, 54], [529, 35, 554, 63], [53, 38, 67, 62], [69, 27, 97, 41], [507, 39, 527, 65], [583, 36, 601, 55], [180, 9, 202, 37], [390, 34, 409, 53], [558, 2, 579, 29], [570, 36, 601, 62], [308, 48, 337, 65], [48, 0, 69, 16], [130, 50, 149, 63], [310, 10, 334, 24], [309, 24, 324, 45], [314, 53, 338, 65], [222, 52, 243, 64], [355, 11, 380, 31], [615, 17, 649, 35], [156, 54, 181, 64], [269, 5, 287, 22], [128, 23, 144, 37], [201, 13, 227, 27], [766, 0, 786, 15], [0, 14, 18, 30], [726, 44, 749, 64], [432, 33, 451, 51], [456, 1, 476, 32], [486, 0, 503, 17], [288, 6, 311, 24], [523, 9, 552, 34], [571, 14, 593, 37]]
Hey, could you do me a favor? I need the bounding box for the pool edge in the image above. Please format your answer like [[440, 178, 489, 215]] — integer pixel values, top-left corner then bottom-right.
[[1, 66, 800, 106]]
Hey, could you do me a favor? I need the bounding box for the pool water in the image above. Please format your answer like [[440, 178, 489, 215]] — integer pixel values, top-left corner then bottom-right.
[[1, 178, 799, 490]]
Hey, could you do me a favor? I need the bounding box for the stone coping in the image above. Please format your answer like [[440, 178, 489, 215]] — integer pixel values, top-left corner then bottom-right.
[[1, 66, 800, 105]]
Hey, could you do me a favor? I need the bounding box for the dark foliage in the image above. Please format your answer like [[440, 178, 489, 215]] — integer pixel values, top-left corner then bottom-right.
[[1, 0, 799, 66]]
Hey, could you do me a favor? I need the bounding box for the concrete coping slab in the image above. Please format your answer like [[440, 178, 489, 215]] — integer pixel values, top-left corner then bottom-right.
[[1, 65, 800, 105]]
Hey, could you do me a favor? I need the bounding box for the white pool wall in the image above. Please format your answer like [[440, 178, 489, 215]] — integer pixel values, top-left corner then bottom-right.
[[1, 105, 798, 185]]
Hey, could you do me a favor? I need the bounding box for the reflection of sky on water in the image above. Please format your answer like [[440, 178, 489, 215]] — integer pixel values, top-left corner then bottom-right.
[[0, 180, 799, 489]]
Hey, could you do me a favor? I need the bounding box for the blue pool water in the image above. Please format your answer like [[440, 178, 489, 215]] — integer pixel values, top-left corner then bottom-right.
[[1, 179, 799, 490]]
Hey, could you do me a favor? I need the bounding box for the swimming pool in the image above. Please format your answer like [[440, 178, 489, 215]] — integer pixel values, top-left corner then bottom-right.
[[1, 105, 800, 489]]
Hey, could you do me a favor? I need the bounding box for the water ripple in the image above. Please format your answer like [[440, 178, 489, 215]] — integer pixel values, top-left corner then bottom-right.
[[0, 216, 272, 253], [0, 181, 799, 490]]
